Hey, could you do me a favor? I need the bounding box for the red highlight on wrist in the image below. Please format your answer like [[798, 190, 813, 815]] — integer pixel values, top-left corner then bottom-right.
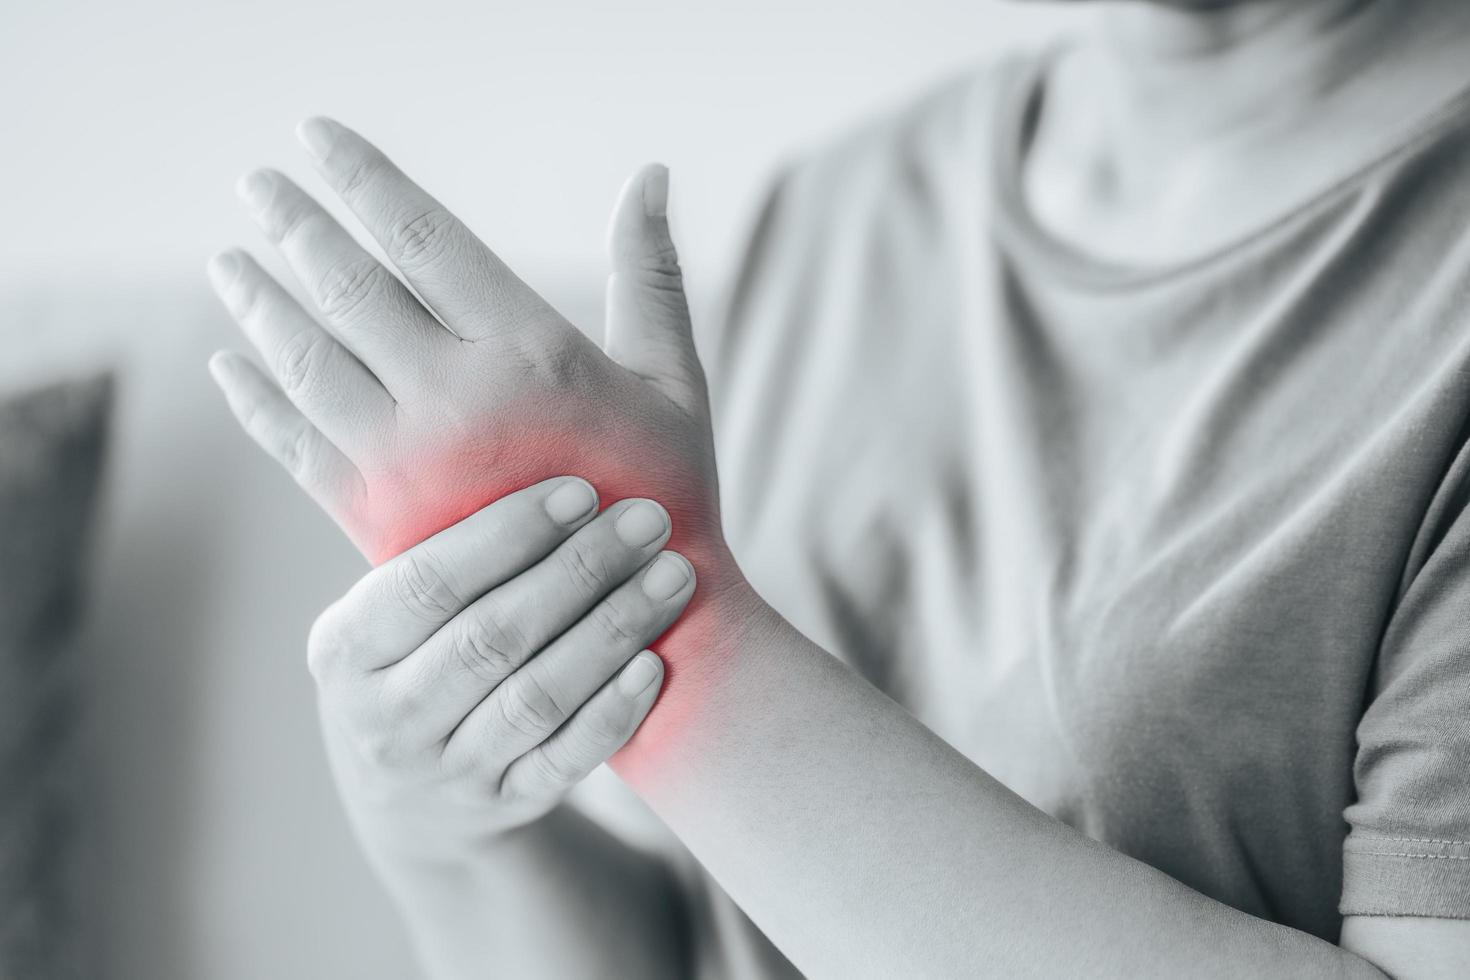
[[335, 408, 738, 787]]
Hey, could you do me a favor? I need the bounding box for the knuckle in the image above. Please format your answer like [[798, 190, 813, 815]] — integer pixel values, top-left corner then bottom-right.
[[635, 270, 689, 319], [523, 746, 577, 792], [636, 244, 684, 287], [385, 675, 430, 727], [556, 538, 615, 598], [575, 704, 632, 752], [368, 673, 417, 730], [588, 595, 646, 648], [315, 257, 386, 322], [272, 201, 321, 248], [277, 424, 317, 481], [389, 206, 456, 267], [336, 154, 386, 201], [390, 551, 464, 622], [450, 599, 527, 682], [494, 674, 564, 742], [525, 336, 597, 393], [275, 329, 329, 397]]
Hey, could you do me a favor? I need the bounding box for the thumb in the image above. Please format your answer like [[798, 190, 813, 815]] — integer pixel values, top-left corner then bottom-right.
[[604, 163, 706, 412]]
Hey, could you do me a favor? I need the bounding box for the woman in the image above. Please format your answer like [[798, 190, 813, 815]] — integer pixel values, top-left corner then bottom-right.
[[206, 0, 1470, 976]]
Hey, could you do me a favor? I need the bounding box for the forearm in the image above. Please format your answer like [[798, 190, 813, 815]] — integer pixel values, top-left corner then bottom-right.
[[615, 587, 1385, 979], [383, 804, 689, 980]]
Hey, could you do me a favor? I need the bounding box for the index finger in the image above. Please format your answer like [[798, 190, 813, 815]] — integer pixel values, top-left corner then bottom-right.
[[294, 116, 559, 342], [310, 476, 601, 675]]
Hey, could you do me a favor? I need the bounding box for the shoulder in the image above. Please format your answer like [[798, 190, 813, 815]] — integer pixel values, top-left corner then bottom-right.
[[711, 48, 1040, 363], [708, 48, 1046, 532]]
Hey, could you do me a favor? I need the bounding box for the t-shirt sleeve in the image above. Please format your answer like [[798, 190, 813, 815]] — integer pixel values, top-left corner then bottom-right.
[[1341, 446, 1470, 918]]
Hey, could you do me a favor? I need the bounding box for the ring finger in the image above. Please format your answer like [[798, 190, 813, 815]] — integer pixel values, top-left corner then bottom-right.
[[237, 168, 454, 395], [383, 497, 676, 734], [442, 549, 694, 771], [207, 248, 392, 450]]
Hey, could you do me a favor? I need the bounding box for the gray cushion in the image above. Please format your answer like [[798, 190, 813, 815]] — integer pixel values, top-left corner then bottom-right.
[[0, 374, 111, 980]]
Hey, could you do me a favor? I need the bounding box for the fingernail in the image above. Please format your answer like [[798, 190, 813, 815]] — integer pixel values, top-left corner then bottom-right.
[[544, 478, 598, 525], [618, 651, 662, 697], [614, 500, 669, 548], [641, 552, 690, 601], [235, 170, 275, 212], [206, 250, 240, 291], [642, 164, 669, 218], [297, 117, 338, 162]]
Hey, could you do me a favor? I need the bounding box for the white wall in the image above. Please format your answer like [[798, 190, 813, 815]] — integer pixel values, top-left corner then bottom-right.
[[2, 2, 1072, 978], [4, 0, 1067, 300]]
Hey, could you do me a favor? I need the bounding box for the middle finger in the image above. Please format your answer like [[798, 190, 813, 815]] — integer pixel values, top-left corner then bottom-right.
[[237, 167, 455, 395], [384, 497, 675, 735], [443, 548, 693, 770]]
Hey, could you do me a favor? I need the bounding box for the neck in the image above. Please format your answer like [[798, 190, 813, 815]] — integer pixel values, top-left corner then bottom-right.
[[1022, 0, 1470, 266], [1085, 0, 1465, 163]]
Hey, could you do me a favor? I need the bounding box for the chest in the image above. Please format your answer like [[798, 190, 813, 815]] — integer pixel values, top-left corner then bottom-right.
[[746, 279, 1467, 835]]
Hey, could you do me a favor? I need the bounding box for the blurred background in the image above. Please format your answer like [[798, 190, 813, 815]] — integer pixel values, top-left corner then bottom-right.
[[1, 2, 1067, 977]]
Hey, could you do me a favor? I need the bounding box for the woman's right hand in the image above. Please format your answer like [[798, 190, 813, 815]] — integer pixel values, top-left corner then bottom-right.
[[304, 476, 694, 873]]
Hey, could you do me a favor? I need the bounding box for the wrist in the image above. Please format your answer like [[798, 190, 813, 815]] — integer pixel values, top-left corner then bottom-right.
[[609, 549, 786, 788]]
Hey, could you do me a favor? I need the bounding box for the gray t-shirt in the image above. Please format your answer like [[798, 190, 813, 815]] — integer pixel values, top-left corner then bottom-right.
[[710, 48, 1470, 944]]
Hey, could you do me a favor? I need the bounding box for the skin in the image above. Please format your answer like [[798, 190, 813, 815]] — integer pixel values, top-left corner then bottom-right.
[[302, 479, 699, 978], [209, 143, 745, 977], [204, 1, 1470, 976]]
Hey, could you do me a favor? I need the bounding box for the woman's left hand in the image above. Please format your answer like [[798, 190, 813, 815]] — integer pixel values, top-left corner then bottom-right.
[[208, 120, 756, 770], [208, 118, 723, 574]]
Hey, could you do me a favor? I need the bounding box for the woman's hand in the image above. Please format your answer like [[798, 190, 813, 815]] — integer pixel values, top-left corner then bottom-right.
[[207, 118, 759, 778], [208, 118, 718, 567], [307, 477, 694, 870]]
